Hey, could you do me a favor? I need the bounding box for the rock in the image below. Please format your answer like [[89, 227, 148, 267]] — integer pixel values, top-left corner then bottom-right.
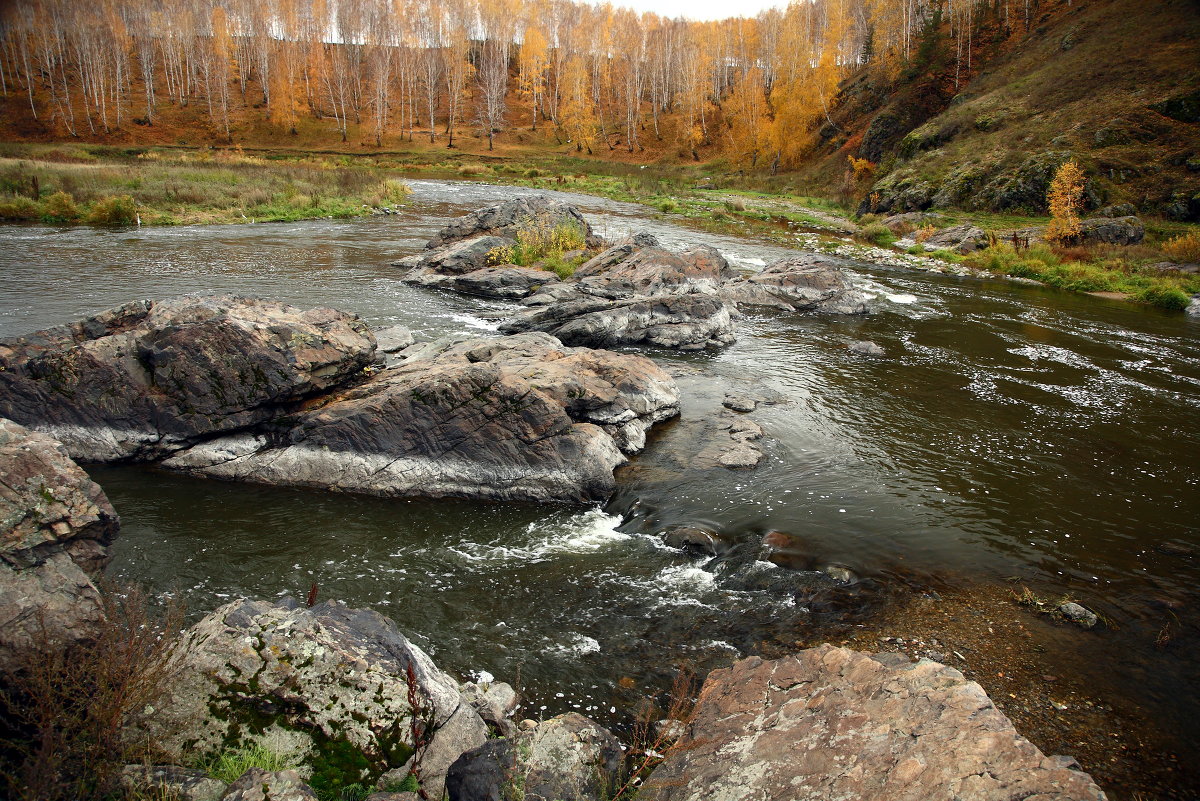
[[365, 794, 420, 801], [220, 769, 317, 801], [1059, 602, 1099, 629], [1148, 91, 1200, 124], [132, 598, 489, 801], [0, 296, 376, 462], [662, 526, 726, 557], [850, 340, 885, 356], [879, 212, 939, 234], [653, 719, 688, 743], [121, 765, 227, 801], [501, 245, 739, 351], [0, 419, 120, 673], [641, 646, 1108, 801], [1079, 215, 1145, 246], [459, 680, 520, 736], [692, 413, 765, 471], [821, 564, 858, 584], [425, 195, 598, 250], [922, 224, 989, 254], [446, 712, 623, 801], [161, 333, 679, 504], [374, 325, 415, 354], [761, 530, 813, 571], [450, 266, 561, 299], [722, 393, 758, 413], [721, 254, 869, 315], [1188, 296, 1200, 316], [401, 235, 514, 280]]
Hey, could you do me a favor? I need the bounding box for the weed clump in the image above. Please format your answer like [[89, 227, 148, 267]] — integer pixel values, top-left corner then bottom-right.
[[86, 195, 138, 225], [858, 222, 897, 248], [1162, 232, 1200, 264], [202, 743, 301, 784], [489, 216, 589, 279], [41, 191, 79, 223], [0, 196, 40, 220]]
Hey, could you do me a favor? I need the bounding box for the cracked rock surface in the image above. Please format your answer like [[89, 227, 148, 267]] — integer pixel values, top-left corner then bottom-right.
[[500, 240, 740, 350], [135, 598, 488, 801], [163, 332, 679, 504], [0, 418, 119, 672], [642, 644, 1108, 801], [0, 295, 376, 461]]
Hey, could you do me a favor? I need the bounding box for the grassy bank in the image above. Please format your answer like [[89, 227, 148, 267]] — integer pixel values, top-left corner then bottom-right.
[[0, 144, 412, 225]]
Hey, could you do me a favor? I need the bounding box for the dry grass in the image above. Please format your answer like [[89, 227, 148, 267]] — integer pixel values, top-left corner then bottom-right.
[[0, 584, 184, 801]]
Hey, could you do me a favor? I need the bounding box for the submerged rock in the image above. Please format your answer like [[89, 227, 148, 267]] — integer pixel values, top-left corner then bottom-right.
[[162, 333, 679, 504], [662, 526, 727, 557], [0, 418, 120, 672], [721, 254, 870, 315], [501, 242, 739, 350], [1059, 602, 1100, 629], [446, 712, 623, 801], [134, 598, 488, 801], [850, 340, 886, 356], [0, 296, 376, 461], [642, 645, 1108, 801]]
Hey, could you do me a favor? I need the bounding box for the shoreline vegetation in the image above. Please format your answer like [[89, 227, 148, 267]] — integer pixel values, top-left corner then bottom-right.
[[1, 141, 1198, 310]]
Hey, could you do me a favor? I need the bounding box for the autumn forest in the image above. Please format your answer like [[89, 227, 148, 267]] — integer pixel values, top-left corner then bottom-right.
[[0, 0, 1059, 168]]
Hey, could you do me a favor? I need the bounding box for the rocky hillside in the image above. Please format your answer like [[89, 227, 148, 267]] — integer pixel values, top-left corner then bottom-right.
[[806, 0, 1200, 221]]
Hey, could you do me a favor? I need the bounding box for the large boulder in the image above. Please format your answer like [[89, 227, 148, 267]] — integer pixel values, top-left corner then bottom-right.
[[0, 418, 119, 672], [720, 254, 870, 315], [922, 223, 989, 254], [500, 243, 739, 351], [399, 235, 513, 279], [133, 598, 489, 801], [161, 333, 679, 504], [446, 713, 623, 801], [1079, 215, 1145, 245], [0, 296, 377, 462], [642, 645, 1108, 801], [425, 196, 598, 251]]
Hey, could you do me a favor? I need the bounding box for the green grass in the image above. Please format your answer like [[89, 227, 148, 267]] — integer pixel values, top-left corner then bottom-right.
[[488, 217, 590, 279], [201, 743, 300, 784], [0, 145, 412, 226], [966, 243, 1199, 310]]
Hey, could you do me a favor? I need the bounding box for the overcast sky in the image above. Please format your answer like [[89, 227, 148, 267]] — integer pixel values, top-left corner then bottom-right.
[[616, 0, 788, 21]]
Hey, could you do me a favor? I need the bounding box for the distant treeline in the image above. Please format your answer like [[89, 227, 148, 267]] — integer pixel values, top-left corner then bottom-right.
[[0, 0, 1069, 165]]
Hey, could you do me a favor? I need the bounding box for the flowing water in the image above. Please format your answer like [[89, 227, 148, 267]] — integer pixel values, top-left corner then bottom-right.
[[1, 180, 1198, 791]]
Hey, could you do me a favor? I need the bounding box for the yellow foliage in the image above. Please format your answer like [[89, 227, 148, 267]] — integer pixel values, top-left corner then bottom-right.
[[1162, 232, 1200, 264], [1046, 159, 1086, 244]]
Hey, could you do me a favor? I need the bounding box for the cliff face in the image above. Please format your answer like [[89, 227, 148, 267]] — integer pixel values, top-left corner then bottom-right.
[[804, 0, 1200, 221]]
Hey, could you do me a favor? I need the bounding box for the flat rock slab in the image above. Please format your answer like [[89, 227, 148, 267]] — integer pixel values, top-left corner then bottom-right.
[[163, 333, 679, 504], [721, 254, 869, 315], [643, 645, 1107, 801], [0, 418, 120, 672]]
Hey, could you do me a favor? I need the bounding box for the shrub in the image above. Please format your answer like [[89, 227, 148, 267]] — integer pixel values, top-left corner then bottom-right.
[[657, 199, 677, 213], [41, 191, 80, 223], [1133, 285, 1191, 311], [86, 194, 138, 225], [0, 196, 40, 220], [1162, 232, 1200, 264], [488, 215, 589, 278], [858, 222, 897, 247], [0, 584, 184, 801], [914, 224, 936, 244]]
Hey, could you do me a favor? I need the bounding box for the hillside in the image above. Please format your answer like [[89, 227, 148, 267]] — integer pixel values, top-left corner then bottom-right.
[[799, 0, 1200, 221]]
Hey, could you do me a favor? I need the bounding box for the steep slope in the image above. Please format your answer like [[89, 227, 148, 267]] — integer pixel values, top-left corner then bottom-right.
[[803, 0, 1200, 221]]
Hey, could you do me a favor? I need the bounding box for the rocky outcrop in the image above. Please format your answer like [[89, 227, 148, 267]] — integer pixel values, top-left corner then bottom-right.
[[0, 296, 376, 461], [446, 713, 624, 801], [0, 418, 120, 673], [499, 242, 740, 350], [161, 333, 679, 504], [642, 645, 1108, 801], [133, 598, 489, 801], [921, 223, 989, 254], [121, 766, 227, 801], [720, 254, 869, 315], [1079, 215, 1145, 245], [424, 195, 599, 251]]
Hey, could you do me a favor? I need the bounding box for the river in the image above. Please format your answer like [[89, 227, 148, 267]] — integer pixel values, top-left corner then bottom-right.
[[1, 179, 1197, 794]]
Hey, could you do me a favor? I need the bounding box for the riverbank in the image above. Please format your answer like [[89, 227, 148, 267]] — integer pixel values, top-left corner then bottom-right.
[[2, 141, 1197, 311]]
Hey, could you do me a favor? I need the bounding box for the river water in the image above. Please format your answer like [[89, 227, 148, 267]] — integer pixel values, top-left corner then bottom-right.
[[1, 180, 1197, 789]]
